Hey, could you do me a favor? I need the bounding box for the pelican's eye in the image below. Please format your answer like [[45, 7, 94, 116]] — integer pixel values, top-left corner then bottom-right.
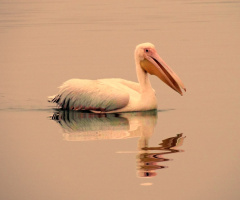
[[145, 49, 149, 53]]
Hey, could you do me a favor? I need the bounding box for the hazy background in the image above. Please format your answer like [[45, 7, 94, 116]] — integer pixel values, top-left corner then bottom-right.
[[0, 0, 240, 200]]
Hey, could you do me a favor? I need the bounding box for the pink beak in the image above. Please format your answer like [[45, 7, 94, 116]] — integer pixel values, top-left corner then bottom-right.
[[141, 51, 186, 95]]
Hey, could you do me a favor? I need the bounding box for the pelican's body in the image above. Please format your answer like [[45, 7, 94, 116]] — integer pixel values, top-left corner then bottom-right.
[[49, 43, 185, 113]]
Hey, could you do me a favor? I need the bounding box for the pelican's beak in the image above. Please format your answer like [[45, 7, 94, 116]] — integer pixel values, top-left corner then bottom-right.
[[140, 51, 186, 95]]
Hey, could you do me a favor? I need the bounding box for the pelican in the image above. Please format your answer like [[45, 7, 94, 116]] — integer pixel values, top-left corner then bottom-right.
[[49, 43, 186, 113]]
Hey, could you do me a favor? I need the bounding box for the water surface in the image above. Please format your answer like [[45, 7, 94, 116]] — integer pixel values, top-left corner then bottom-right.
[[0, 0, 240, 199]]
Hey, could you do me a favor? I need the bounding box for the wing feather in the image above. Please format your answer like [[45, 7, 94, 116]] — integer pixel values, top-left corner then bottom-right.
[[100, 78, 141, 93], [50, 79, 130, 111]]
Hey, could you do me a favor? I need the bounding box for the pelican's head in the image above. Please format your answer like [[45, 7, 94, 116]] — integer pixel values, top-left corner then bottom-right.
[[135, 43, 186, 95]]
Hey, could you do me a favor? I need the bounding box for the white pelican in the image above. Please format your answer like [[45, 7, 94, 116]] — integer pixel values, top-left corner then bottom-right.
[[49, 43, 186, 113]]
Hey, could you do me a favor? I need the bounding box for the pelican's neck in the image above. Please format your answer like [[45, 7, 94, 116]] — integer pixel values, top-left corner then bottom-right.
[[135, 58, 153, 92]]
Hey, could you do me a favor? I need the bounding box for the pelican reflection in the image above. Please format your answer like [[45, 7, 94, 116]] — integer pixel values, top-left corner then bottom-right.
[[51, 110, 157, 140], [51, 110, 185, 179]]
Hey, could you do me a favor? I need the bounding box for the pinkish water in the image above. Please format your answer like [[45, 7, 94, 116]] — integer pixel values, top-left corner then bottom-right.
[[0, 0, 240, 199]]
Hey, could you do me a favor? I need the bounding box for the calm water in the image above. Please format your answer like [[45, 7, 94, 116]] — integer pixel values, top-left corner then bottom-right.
[[0, 0, 240, 199]]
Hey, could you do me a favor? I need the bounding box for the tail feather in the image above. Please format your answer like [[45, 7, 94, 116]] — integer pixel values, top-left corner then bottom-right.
[[48, 95, 60, 103]]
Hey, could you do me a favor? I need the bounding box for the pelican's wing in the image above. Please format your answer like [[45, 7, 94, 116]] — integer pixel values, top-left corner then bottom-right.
[[101, 78, 141, 93], [105, 78, 156, 94], [49, 79, 130, 111]]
